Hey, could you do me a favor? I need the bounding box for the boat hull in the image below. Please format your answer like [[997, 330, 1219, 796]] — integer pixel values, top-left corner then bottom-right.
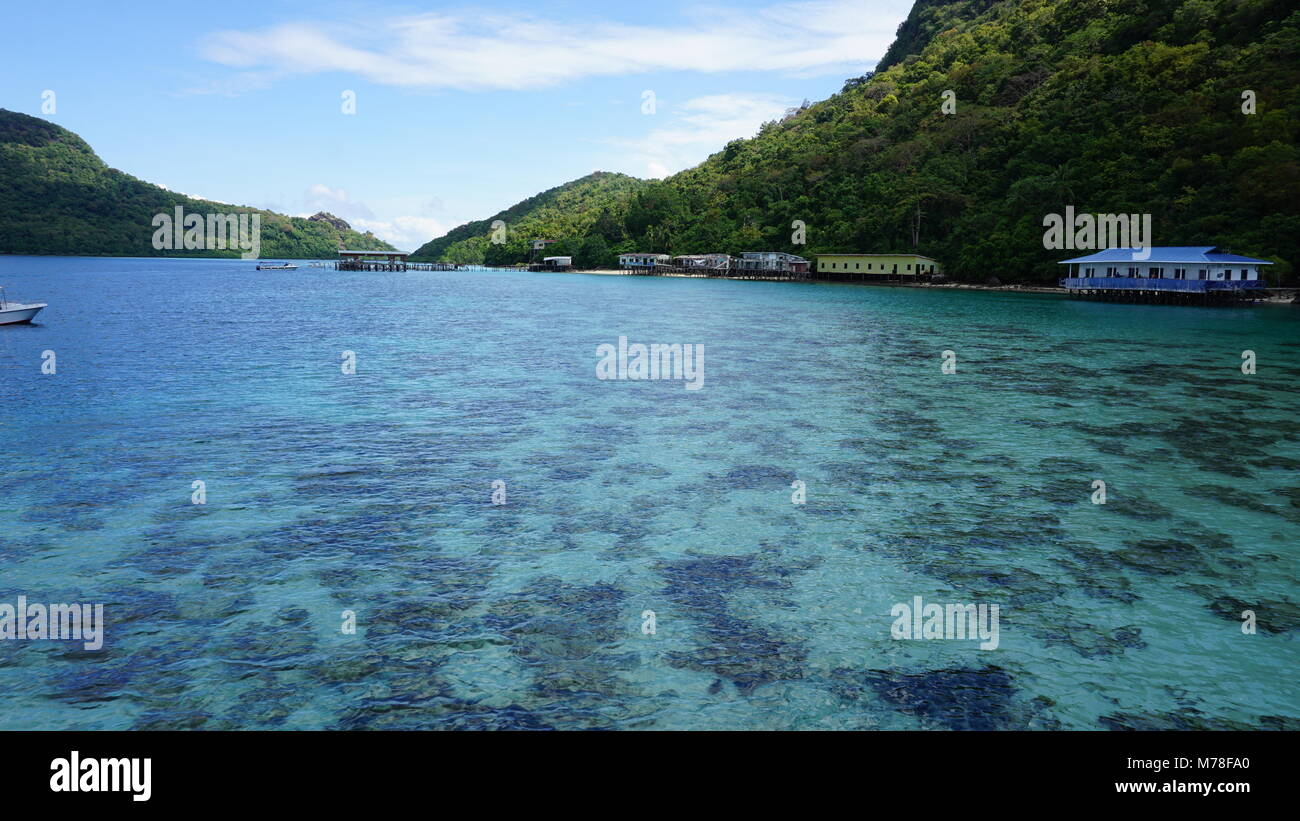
[[0, 305, 45, 325]]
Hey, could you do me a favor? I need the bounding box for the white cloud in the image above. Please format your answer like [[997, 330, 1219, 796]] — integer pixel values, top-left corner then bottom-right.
[[351, 216, 449, 252], [609, 92, 797, 178], [303, 183, 375, 222], [198, 0, 909, 91], [151, 181, 443, 249], [295, 185, 448, 250]]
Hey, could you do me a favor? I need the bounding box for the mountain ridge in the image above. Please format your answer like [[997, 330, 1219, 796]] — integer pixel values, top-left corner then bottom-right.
[[409, 171, 647, 265], [411, 0, 1298, 282], [0, 109, 396, 258]]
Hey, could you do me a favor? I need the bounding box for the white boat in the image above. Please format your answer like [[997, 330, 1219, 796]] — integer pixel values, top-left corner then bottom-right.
[[256, 262, 298, 270], [0, 287, 45, 325]]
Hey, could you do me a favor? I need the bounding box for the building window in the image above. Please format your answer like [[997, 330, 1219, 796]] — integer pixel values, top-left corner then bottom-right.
[[1149, 267, 1162, 278]]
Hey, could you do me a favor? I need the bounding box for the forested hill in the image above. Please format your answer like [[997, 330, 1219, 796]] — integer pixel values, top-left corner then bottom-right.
[[0, 110, 395, 258], [875, 0, 1000, 71], [415, 0, 1298, 282], [409, 171, 647, 266]]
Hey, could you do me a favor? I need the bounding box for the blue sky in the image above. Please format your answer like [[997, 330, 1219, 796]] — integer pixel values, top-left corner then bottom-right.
[[2, 0, 912, 250]]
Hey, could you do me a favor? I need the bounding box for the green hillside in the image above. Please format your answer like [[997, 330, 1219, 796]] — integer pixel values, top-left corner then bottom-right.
[[409, 171, 648, 267], [417, 0, 1298, 282], [0, 109, 395, 258]]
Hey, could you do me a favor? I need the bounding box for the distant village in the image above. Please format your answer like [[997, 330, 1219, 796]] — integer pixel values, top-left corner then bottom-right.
[[325, 240, 1276, 305], [527, 239, 1273, 303], [528, 238, 942, 282]]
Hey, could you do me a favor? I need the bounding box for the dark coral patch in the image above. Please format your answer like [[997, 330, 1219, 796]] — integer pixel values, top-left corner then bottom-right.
[[1100, 711, 1300, 731], [718, 465, 797, 490], [1100, 491, 1173, 521], [1038, 622, 1147, 658], [478, 578, 639, 726], [656, 553, 816, 693], [1113, 539, 1199, 576], [1206, 596, 1300, 635], [834, 666, 1050, 730]]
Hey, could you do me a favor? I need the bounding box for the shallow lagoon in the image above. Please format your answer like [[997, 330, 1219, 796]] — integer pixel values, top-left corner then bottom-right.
[[0, 256, 1296, 729]]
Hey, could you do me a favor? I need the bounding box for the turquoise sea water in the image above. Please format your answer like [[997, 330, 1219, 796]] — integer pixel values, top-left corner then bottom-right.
[[0, 256, 1296, 730]]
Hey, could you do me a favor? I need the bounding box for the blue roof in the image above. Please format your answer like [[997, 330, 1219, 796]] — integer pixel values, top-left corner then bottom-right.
[[1058, 247, 1272, 264], [1206, 251, 1273, 264]]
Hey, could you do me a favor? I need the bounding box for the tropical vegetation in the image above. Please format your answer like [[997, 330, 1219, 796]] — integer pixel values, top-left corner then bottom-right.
[[0, 109, 395, 258], [415, 0, 1299, 283]]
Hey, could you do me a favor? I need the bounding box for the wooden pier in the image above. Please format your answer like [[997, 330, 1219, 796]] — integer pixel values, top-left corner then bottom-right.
[[1062, 287, 1266, 305], [310, 260, 466, 271], [1059, 276, 1269, 305], [726, 270, 813, 281], [333, 249, 412, 271], [617, 266, 810, 280], [307, 260, 492, 272]]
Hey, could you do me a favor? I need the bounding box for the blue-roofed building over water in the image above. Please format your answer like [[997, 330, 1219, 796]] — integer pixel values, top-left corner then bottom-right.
[[1058, 247, 1272, 303]]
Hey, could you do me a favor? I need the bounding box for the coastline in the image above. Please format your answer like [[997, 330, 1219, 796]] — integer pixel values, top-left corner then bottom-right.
[[545, 268, 1298, 302]]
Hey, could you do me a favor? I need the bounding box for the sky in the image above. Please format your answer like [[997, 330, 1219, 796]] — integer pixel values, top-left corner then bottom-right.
[[1, 0, 913, 250]]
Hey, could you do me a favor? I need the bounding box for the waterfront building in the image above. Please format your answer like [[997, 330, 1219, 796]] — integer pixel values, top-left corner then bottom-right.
[[337, 249, 409, 271], [529, 255, 572, 272], [1058, 247, 1271, 303], [815, 253, 941, 281], [734, 252, 810, 279], [672, 254, 733, 275], [618, 253, 672, 272], [529, 238, 558, 263]]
